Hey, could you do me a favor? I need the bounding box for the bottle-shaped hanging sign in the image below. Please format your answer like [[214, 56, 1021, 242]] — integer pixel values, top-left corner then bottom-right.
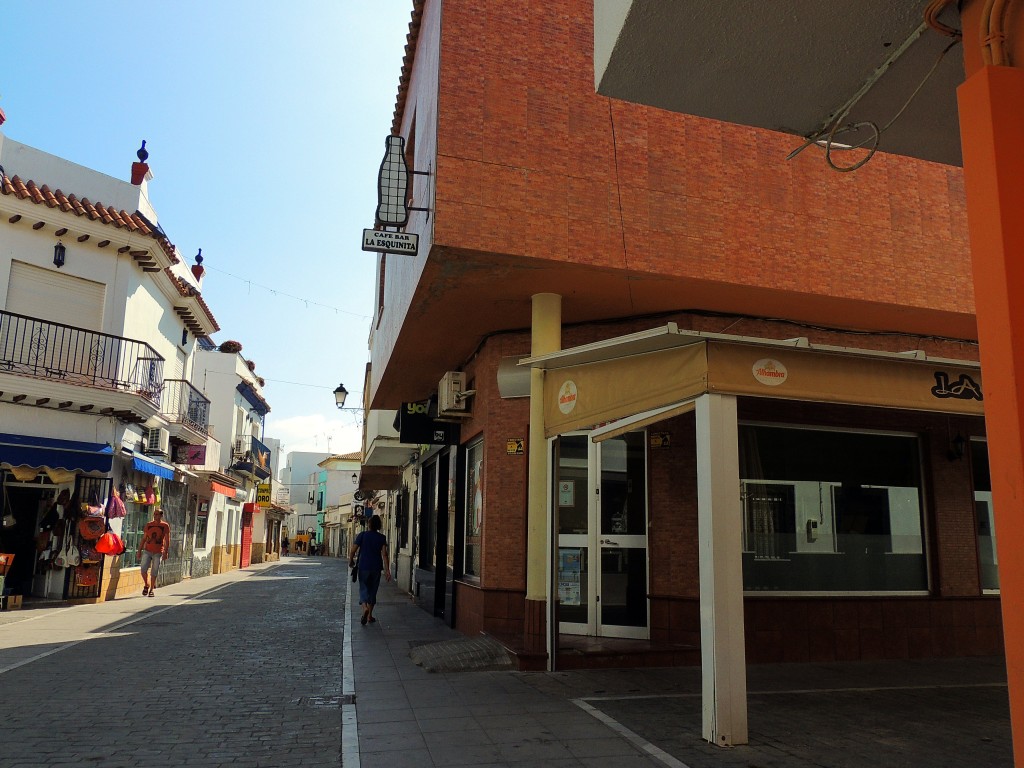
[[375, 135, 410, 228]]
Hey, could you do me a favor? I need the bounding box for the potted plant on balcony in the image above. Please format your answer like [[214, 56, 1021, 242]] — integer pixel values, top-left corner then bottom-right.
[[218, 340, 242, 354]]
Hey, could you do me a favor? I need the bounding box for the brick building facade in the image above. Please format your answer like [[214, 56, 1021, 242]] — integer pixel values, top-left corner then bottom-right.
[[364, 0, 995, 677]]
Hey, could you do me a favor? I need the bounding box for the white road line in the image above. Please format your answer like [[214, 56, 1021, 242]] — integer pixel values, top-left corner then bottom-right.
[[342, 577, 360, 768], [572, 697, 692, 768], [573, 680, 1008, 768]]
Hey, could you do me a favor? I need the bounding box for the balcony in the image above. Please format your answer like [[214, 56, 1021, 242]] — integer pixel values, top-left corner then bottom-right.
[[161, 378, 210, 444], [229, 434, 272, 481], [0, 309, 165, 423], [359, 409, 414, 491]]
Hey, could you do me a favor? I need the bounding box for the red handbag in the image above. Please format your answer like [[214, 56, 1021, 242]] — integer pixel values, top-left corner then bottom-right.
[[75, 564, 99, 587], [95, 531, 126, 556]]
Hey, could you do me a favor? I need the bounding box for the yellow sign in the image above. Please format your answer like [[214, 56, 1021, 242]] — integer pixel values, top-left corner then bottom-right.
[[506, 438, 524, 455], [256, 483, 272, 507]]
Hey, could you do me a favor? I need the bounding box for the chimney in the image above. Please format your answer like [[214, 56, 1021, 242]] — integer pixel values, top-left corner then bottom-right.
[[131, 140, 151, 186], [191, 249, 205, 284]]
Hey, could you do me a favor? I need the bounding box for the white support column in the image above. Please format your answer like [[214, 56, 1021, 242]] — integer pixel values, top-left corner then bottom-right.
[[695, 393, 748, 746]]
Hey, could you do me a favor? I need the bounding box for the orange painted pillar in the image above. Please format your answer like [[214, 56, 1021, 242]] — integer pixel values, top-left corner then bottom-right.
[[958, 65, 1024, 766]]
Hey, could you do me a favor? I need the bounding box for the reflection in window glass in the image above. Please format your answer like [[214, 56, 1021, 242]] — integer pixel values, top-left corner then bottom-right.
[[558, 546, 588, 624], [600, 433, 646, 536], [557, 435, 589, 535], [739, 425, 926, 592], [464, 439, 483, 578], [600, 547, 647, 627], [972, 439, 998, 591]]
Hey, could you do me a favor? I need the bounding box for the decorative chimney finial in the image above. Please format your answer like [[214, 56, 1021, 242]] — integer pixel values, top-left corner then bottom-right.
[[191, 248, 205, 282], [131, 141, 151, 186]]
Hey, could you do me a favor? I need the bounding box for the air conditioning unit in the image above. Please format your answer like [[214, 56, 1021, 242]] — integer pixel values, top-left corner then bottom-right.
[[142, 427, 170, 458], [438, 371, 474, 416], [232, 438, 248, 458]]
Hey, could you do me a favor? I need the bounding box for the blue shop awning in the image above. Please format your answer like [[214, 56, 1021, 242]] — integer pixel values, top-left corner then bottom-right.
[[0, 432, 114, 474], [122, 449, 176, 480]]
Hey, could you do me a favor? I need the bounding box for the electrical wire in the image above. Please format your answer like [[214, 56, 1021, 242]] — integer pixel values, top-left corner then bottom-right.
[[981, 0, 1011, 66], [201, 264, 371, 320], [924, 0, 962, 39], [788, 19, 960, 172]]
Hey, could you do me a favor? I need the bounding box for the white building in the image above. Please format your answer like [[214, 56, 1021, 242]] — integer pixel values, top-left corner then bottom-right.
[[280, 450, 329, 543], [316, 453, 361, 557], [190, 342, 278, 569], [0, 133, 221, 600]]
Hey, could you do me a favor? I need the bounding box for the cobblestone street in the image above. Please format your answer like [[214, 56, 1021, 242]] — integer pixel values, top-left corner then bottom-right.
[[0, 558, 345, 767]]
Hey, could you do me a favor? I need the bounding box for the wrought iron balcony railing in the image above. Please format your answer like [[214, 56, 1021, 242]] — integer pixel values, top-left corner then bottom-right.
[[0, 309, 165, 405], [161, 379, 211, 435]]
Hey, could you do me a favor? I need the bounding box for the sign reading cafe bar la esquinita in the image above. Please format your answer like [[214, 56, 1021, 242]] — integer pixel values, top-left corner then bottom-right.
[[362, 228, 418, 255], [360, 134, 419, 257]]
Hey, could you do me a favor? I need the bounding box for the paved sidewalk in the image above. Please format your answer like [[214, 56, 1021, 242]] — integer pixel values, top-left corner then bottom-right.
[[345, 577, 668, 768], [0, 557, 1011, 767], [348, 575, 1013, 768]]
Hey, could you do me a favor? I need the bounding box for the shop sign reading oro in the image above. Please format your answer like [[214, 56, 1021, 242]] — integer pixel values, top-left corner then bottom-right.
[[256, 483, 272, 508], [752, 358, 788, 386]]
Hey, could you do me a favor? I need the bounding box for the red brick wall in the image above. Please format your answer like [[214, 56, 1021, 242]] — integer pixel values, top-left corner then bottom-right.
[[432, 0, 973, 324]]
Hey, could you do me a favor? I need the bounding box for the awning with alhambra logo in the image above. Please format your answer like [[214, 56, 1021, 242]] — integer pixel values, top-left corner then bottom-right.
[[521, 324, 984, 438]]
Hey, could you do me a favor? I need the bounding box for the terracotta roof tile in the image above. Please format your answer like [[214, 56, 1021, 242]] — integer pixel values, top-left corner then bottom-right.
[[165, 268, 221, 333], [392, 1, 424, 135], [1, 174, 179, 262]]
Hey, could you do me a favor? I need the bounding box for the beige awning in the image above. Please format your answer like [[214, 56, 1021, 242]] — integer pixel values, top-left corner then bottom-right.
[[590, 400, 697, 442], [528, 325, 983, 438]]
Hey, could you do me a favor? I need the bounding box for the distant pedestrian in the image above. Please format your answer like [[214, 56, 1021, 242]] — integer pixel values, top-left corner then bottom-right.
[[138, 507, 169, 597], [348, 515, 390, 625], [281, 536, 289, 556]]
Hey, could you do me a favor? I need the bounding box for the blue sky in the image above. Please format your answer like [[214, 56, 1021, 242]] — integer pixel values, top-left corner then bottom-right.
[[1, 1, 413, 456]]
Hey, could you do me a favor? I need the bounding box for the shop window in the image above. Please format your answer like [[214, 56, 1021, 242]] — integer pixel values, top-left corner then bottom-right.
[[120, 499, 149, 569], [396, 490, 410, 550], [972, 439, 998, 592], [739, 424, 927, 593], [195, 510, 209, 549], [418, 463, 436, 570], [464, 439, 483, 578]]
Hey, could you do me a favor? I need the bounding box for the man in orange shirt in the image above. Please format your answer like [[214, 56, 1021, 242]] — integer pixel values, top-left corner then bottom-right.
[[138, 508, 170, 597]]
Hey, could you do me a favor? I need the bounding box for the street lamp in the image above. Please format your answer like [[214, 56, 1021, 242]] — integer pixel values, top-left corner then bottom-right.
[[333, 383, 349, 409]]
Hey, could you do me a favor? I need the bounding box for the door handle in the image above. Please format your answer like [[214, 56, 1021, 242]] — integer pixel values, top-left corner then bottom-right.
[[600, 538, 619, 546]]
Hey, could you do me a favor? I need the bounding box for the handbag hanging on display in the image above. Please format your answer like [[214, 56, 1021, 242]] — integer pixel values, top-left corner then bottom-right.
[[95, 531, 126, 556], [64, 521, 80, 567], [54, 523, 71, 568], [74, 564, 99, 587]]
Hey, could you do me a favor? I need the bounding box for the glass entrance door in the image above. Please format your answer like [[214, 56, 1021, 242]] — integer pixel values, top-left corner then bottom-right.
[[555, 431, 649, 639]]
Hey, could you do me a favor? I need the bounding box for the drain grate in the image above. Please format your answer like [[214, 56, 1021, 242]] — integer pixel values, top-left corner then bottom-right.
[[294, 695, 352, 707]]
